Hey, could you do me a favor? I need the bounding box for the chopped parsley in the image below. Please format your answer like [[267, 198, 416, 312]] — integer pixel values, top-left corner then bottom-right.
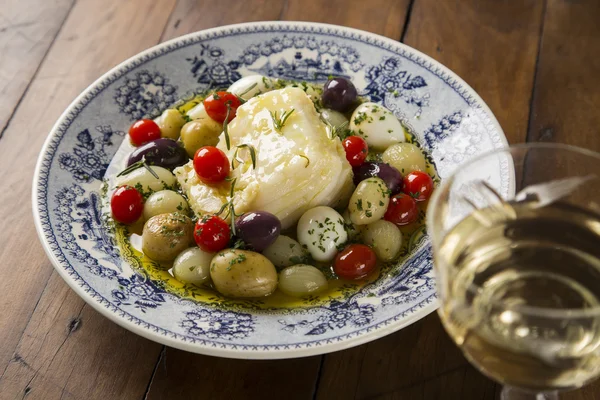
[[356, 199, 363, 211]]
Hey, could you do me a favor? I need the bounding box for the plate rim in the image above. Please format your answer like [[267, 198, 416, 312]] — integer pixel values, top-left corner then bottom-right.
[[32, 20, 505, 359]]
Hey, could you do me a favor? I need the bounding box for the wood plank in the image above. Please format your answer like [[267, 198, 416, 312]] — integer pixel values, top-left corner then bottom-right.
[[316, 315, 471, 400], [374, 364, 497, 400], [0, 274, 161, 399], [0, 0, 74, 138], [0, 0, 176, 396], [146, 350, 322, 400], [316, 1, 545, 398], [527, 0, 600, 151], [161, 0, 286, 40], [282, 0, 411, 39], [403, 0, 544, 144]]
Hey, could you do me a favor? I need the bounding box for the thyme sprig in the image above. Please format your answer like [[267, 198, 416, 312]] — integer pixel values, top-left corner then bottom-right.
[[237, 82, 257, 98], [116, 160, 159, 179], [214, 178, 243, 236], [269, 109, 295, 132], [223, 103, 232, 150], [231, 144, 257, 170]]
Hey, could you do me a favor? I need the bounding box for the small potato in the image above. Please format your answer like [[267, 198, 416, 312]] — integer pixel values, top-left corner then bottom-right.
[[155, 109, 185, 140], [180, 119, 222, 158], [348, 177, 390, 225], [362, 220, 403, 262], [142, 213, 194, 262], [172, 247, 213, 286], [115, 165, 176, 193], [262, 235, 308, 269], [143, 190, 189, 220], [279, 265, 328, 297], [210, 249, 278, 298], [382, 143, 427, 174]]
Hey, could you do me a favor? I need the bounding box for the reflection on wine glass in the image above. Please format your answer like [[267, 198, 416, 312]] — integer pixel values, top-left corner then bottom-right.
[[427, 144, 600, 399]]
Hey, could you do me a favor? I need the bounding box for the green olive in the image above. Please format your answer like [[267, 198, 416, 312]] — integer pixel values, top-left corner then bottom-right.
[[210, 249, 278, 298], [348, 177, 390, 225], [155, 109, 185, 140], [180, 119, 222, 158]]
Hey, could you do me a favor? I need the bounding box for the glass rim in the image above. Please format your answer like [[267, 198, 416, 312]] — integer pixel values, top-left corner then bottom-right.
[[427, 142, 600, 319]]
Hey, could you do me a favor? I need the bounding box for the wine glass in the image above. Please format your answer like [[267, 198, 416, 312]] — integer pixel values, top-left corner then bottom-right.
[[427, 143, 600, 399]]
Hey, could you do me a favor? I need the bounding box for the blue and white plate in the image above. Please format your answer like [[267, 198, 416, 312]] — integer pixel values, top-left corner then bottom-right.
[[33, 22, 507, 359]]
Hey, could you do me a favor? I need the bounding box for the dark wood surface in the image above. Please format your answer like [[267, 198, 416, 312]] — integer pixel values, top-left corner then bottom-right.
[[0, 0, 599, 399]]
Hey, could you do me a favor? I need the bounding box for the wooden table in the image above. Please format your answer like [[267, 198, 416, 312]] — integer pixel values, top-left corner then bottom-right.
[[1, 0, 599, 399]]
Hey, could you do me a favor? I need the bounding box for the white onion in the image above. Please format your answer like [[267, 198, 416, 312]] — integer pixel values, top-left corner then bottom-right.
[[143, 190, 189, 220], [382, 143, 427, 174], [262, 235, 307, 269], [115, 165, 175, 193], [172, 247, 213, 286], [279, 265, 328, 297], [362, 220, 403, 262]]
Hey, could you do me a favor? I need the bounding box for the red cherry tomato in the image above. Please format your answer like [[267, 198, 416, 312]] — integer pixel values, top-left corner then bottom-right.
[[384, 193, 419, 226], [203, 91, 242, 123], [334, 244, 377, 280], [403, 171, 434, 202], [342, 136, 368, 167], [193, 146, 230, 184], [110, 185, 144, 224], [194, 215, 231, 252], [128, 119, 161, 146]]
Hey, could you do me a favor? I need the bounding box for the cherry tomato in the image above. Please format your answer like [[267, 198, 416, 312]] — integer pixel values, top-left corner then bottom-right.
[[110, 185, 144, 224], [342, 136, 368, 167], [384, 193, 419, 226], [403, 171, 434, 202], [203, 91, 242, 123], [194, 215, 231, 252], [129, 119, 161, 146], [193, 146, 230, 183], [334, 244, 377, 280]]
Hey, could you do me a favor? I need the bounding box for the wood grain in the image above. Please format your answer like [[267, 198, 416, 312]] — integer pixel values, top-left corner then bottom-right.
[[403, 0, 545, 144], [527, 0, 600, 151], [146, 350, 322, 400], [0, 273, 161, 399], [0, 0, 176, 397], [0, 0, 74, 138], [316, 1, 546, 398], [282, 0, 411, 39], [161, 0, 286, 41]]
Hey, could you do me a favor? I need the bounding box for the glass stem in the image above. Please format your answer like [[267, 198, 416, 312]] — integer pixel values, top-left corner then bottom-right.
[[500, 386, 559, 400]]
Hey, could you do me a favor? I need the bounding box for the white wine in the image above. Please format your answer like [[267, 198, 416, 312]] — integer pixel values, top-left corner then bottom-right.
[[437, 201, 600, 391]]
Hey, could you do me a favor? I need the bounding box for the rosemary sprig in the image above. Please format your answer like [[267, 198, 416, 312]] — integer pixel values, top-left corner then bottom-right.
[[223, 103, 232, 150], [213, 178, 242, 237], [116, 160, 159, 179], [269, 109, 295, 132], [231, 144, 257, 170]]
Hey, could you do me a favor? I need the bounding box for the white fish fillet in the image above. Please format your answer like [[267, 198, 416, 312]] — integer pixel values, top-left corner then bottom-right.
[[175, 87, 354, 229]]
